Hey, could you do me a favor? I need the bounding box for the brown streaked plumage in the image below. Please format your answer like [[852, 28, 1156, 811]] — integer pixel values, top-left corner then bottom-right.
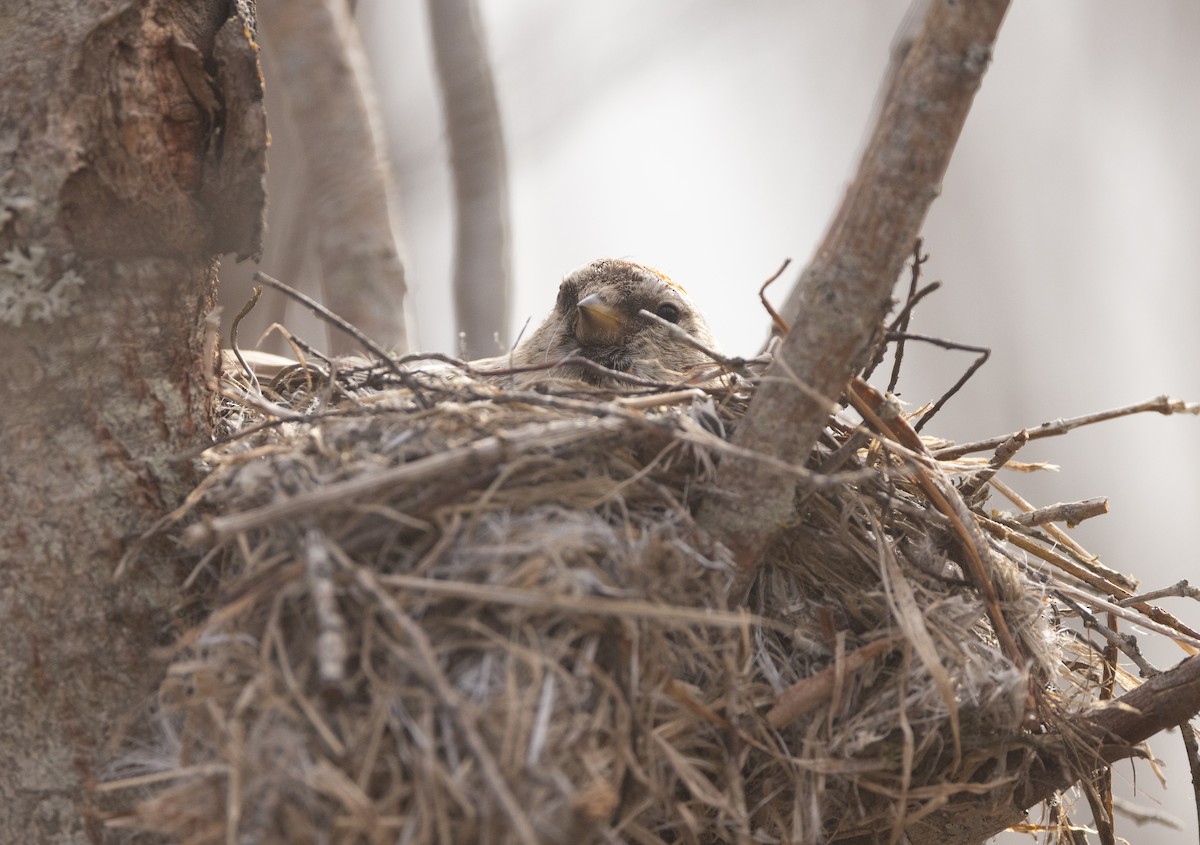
[[480, 259, 720, 388]]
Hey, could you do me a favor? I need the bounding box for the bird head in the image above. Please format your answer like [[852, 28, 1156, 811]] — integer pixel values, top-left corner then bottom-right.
[[513, 259, 720, 387]]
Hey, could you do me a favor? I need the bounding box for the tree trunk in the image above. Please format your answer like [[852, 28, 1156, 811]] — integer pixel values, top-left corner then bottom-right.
[[0, 1, 265, 841]]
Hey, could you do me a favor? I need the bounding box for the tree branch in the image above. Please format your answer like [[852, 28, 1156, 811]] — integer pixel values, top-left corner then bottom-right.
[[1040, 653, 1200, 782], [697, 0, 1011, 587], [258, 0, 409, 353], [898, 653, 1200, 845], [427, 0, 512, 359]]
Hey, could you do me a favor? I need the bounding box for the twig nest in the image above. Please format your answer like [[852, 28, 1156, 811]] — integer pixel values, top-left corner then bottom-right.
[[109, 356, 1141, 844]]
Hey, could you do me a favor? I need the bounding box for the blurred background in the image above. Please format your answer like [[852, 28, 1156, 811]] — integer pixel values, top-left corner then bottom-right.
[[234, 2, 1200, 839]]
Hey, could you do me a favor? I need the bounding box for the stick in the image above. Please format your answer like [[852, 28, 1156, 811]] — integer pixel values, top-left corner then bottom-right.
[[934, 395, 1200, 460], [887, 653, 1200, 845], [766, 638, 898, 729], [637, 308, 748, 373], [757, 258, 793, 335], [1012, 497, 1109, 528], [255, 272, 431, 406], [183, 417, 624, 546], [959, 428, 1027, 504], [696, 0, 1012, 585]]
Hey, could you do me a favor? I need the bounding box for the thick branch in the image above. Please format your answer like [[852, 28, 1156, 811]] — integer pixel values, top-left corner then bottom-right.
[[697, 0, 1011, 580], [1028, 654, 1200, 799], [259, 0, 409, 353], [900, 653, 1200, 845]]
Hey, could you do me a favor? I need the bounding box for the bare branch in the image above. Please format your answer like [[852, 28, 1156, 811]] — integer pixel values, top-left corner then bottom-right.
[[697, 0, 1011, 580], [258, 0, 409, 353], [1022, 655, 1200, 816], [894, 653, 1200, 845], [959, 428, 1027, 504], [1011, 497, 1109, 528], [1117, 580, 1200, 607], [934, 395, 1200, 460], [427, 0, 512, 359]]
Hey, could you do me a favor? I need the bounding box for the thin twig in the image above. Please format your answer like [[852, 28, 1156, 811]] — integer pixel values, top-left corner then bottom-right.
[[882, 331, 989, 432], [997, 510, 1173, 619], [866, 237, 926, 389], [420, 345, 717, 392], [229, 286, 264, 392], [97, 763, 231, 793], [255, 272, 430, 406], [183, 417, 626, 547], [499, 315, 532, 389], [934, 395, 1200, 460], [1056, 592, 1158, 677], [1011, 497, 1109, 528], [217, 384, 309, 423], [888, 280, 942, 336], [638, 308, 748, 373], [1110, 797, 1185, 830], [1092, 606, 1119, 845], [989, 476, 1135, 590], [1054, 582, 1200, 652], [983, 514, 1200, 643], [1081, 770, 1116, 845], [757, 258, 792, 335], [959, 428, 1027, 504], [1179, 722, 1200, 844], [376, 571, 788, 633], [256, 272, 394, 364], [1117, 580, 1200, 607], [766, 637, 899, 729]]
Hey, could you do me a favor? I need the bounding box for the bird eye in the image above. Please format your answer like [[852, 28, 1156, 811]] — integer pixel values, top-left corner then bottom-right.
[[655, 302, 681, 323], [556, 282, 577, 313]]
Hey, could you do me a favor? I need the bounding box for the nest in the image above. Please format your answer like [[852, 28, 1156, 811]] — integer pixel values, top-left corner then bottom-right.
[[105, 338, 1190, 844]]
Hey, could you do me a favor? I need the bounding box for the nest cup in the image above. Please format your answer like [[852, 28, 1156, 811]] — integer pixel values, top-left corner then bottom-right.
[[109, 350, 1143, 844]]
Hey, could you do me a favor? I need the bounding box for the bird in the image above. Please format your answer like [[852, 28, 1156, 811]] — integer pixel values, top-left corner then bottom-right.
[[477, 258, 721, 389], [224, 259, 721, 395]]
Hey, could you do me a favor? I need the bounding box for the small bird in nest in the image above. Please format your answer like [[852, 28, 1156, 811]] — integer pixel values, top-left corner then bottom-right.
[[478, 258, 721, 389], [225, 259, 722, 395]]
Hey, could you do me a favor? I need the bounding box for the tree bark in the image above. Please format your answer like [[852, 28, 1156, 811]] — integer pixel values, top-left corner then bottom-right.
[[898, 652, 1200, 845], [0, 1, 265, 841], [697, 0, 1011, 587], [255, 0, 410, 355]]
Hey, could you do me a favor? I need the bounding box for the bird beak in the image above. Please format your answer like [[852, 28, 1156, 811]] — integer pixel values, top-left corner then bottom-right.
[[574, 293, 626, 345]]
